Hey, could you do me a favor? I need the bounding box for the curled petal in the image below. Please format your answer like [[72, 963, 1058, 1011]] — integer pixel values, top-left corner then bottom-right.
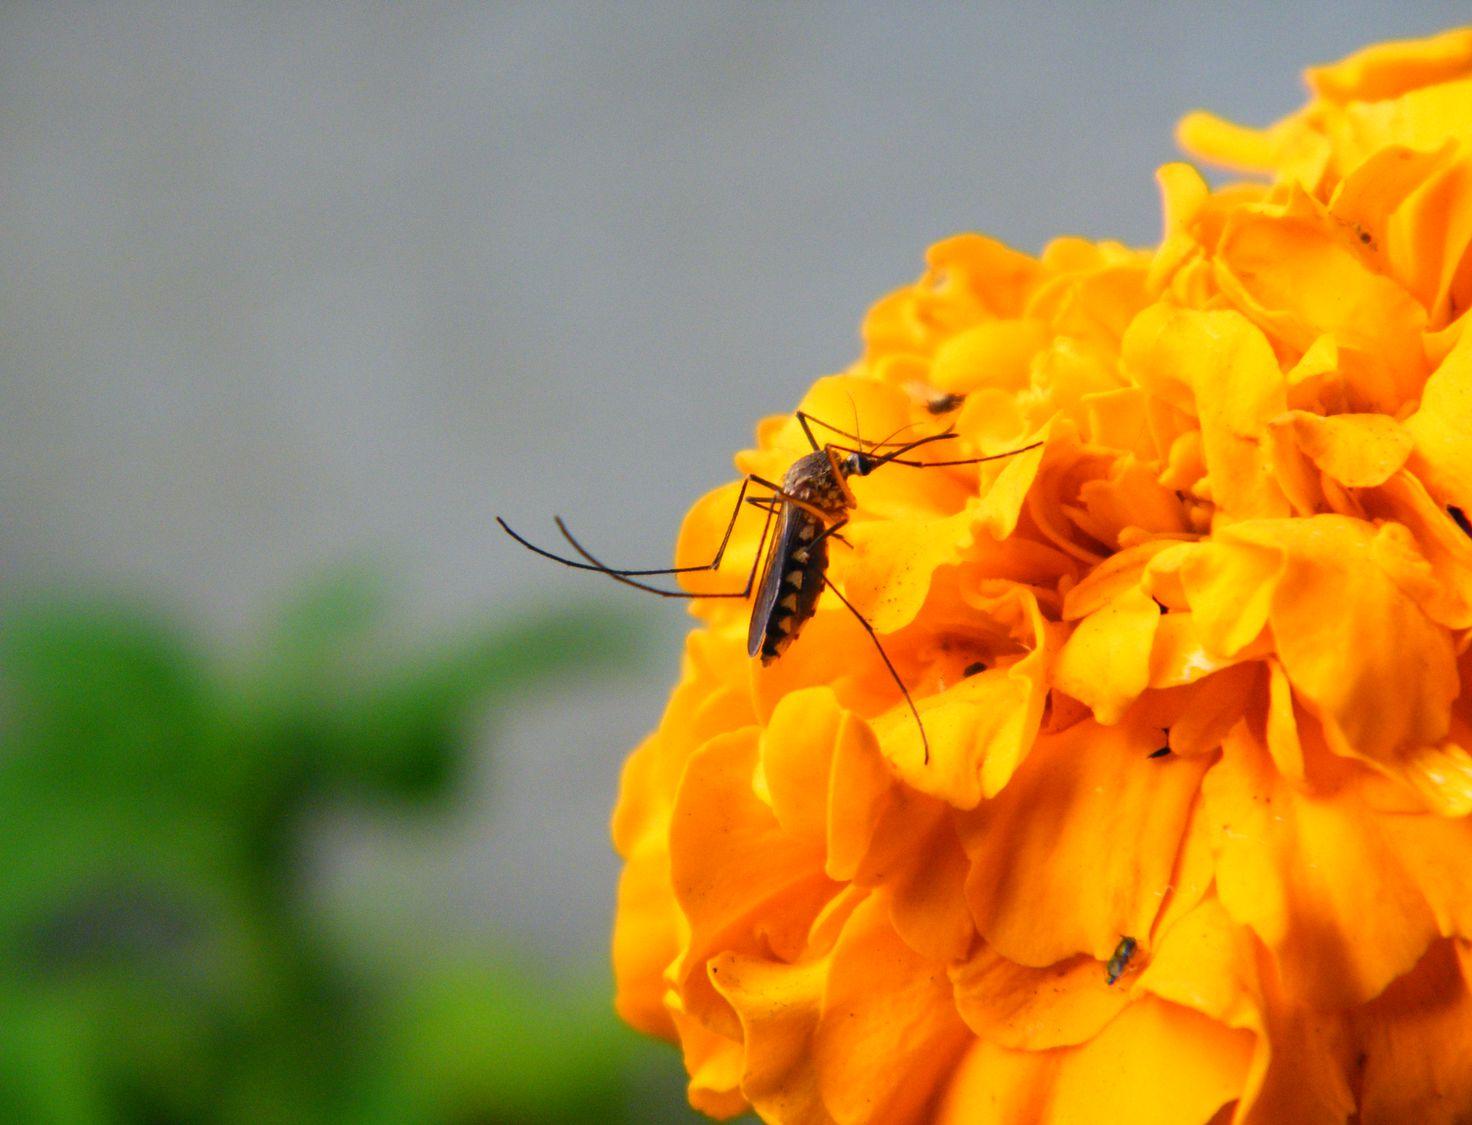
[[949, 945, 1130, 1051]]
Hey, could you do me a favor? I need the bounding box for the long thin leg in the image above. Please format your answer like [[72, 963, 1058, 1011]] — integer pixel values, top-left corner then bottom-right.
[[496, 475, 758, 578], [820, 574, 931, 765], [552, 499, 777, 600]]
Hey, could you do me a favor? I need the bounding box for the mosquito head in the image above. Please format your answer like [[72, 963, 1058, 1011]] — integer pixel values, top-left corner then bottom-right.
[[842, 450, 877, 477]]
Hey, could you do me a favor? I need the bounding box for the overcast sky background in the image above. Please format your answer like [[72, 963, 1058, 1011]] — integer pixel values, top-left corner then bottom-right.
[[2, 3, 1464, 981]]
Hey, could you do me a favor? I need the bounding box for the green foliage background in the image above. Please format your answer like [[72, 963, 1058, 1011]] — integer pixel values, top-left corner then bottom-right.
[[0, 574, 706, 1123]]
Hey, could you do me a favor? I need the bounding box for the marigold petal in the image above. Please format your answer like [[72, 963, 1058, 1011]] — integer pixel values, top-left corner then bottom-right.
[[1053, 583, 1159, 724], [1397, 736, 1472, 817], [1173, 536, 1279, 658], [949, 946, 1131, 1051], [809, 917, 971, 1123], [1276, 410, 1413, 488], [930, 318, 1048, 396], [1237, 1007, 1356, 1125], [1061, 538, 1178, 621], [1366, 471, 1472, 631], [1306, 27, 1472, 103], [1138, 896, 1261, 1034], [1354, 939, 1472, 1125], [844, 511, 970, 635], [1407, 327, 1472, 511], [1188, 517, 1458, 765], [1176, 110, 1284, 175], [882, 807, 975, 963], [665, 1007, 748, 1119], [938, 997, 1251, 1125], [612, 838, 680, 1038], [1212, 193, 1427, 411], [965, 718, 1212, 966], [824, 708, 896, 882], [1124, 306, 1291, 520], [1203, 730, 1440, 1009], [760, 687, 845, 847], [706, 953, 830, 1124], [670, 729, 836, 1035], [1273, 519, 1453, 760], [1379, 807, 1472, 940], [881, 586, 1053, 802]]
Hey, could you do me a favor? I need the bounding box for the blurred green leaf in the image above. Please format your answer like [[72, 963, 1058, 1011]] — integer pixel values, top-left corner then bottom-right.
[[0, 575, 674, 1123]]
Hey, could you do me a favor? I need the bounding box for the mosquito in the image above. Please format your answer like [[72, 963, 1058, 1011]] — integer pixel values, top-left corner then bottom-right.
[[497, 411, 1041, 763]]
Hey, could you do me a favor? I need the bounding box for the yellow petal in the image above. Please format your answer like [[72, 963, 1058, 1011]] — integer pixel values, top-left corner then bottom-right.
[[965, 717, 1212, 966], [611, 837, 680, 1038], [670, 729, 836, 1035], [1275, 410, 1413, 488], [1406, 326, 1472, 511], [706, 952, 831, 1124], [671, 1009, 750, 1119], [1124, 305, 1291, 520], [1173, 536, 1280, 658], [1354, 939, 1472, 1125], [824, 708, 897, 881], [760, 687, 845, 847], [1176, 110, 1283, 175], [1062, 538, 1178, 621], [1261, 518, 1456, 761], [930, 318, 1048, 395], [1052, 583, 1160, 724], [1307, 27, 1472, 103], [880, 586, 1053, 802], [884, 810, 976, 963], [808, 899, 972, 1122], [949, 945, 1131, 1051], [937, 997, 1251, 1125], [1203, 729, 1439, 1008], [1213, 197, 1428, 412]]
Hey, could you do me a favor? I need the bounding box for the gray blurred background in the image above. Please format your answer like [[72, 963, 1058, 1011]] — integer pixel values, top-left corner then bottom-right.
[[0, 0, 1463, 1088]]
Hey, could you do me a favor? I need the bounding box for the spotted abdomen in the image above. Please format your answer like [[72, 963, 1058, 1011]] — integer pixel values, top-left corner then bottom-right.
[[748, 507, 829, 664]]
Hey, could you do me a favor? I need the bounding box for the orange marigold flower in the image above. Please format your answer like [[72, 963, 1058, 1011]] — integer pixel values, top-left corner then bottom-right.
[[611, 28, 1472, 1123]]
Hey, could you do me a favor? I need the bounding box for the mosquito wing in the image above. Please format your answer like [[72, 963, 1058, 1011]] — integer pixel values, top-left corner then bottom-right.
[[747, 504, 829, 664], [747, 504, 792, 659]]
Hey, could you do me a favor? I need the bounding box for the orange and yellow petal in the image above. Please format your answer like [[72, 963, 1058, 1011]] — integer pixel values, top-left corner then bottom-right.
[[611, 27, 1472, 1123]]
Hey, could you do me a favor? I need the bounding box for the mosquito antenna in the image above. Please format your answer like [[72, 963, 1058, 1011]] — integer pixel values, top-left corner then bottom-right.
[[845, 390, 862, 450], [797, 411, 934, 451], [881, 439, 1044, 468], [869, 429, 961, 468], [866, 420, 925, 451], [820, 575, 930, 764]]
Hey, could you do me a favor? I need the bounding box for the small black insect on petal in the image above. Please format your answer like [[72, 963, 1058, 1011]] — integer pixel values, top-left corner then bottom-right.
[[1106, 935, 1137, 985], [963, 660, 988, 678], [1450, 505, 1472, 538], [1148, 746, 1172, 759]]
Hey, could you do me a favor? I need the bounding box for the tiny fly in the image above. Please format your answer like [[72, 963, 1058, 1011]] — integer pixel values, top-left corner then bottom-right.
[[1106, 936, 1137, 985], [499, 411, 1040, 762]]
